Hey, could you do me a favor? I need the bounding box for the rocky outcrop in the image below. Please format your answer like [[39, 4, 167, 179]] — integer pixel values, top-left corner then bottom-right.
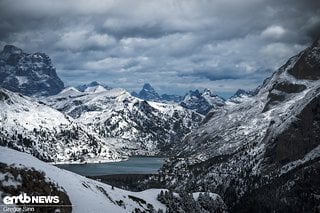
[[0, 45, 64, 96], [288, 39, 320, 80], [265, 94, 320, 166]]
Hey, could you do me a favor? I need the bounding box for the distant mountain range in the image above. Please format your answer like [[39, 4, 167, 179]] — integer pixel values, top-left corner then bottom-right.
[[132, 83, 228, 115], [0, 44, 270, 162], [0, 44, 252, 115], [44, 86, 202, 156]]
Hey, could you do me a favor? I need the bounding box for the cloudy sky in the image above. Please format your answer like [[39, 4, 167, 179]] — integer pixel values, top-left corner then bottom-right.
[[0, 0, 319, 97]]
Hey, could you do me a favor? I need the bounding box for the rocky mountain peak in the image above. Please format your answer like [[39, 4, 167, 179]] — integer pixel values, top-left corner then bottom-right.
[[261, 39, 320, 112], [2, 44, 23, 54], [287, 39, 320, 80], [0, 44, 64, 96], [137, 83, 161, 101], [132, 84, 184, 103], [203, 88, 212, 95], [180, 89, 225, 115], [0, 45, 24, 66], [142, 83, 155, 92], [202, 88, 222, 99]]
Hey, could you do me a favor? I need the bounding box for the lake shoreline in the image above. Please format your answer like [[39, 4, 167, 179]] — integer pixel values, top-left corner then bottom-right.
[[51, 155, 167, 165], [87, 173, 162, 191], [50, 157, 128, 165], [55, 156, 166, 176]]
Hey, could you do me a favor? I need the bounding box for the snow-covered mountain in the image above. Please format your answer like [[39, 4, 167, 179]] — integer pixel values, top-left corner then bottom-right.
[[0, 43, 203, 159], [0, 88, 124, 163], [44, 86, 203, 155], [0, 45, 64, 96], [153, 39, 320, 212], [180, 89, 225, 115]]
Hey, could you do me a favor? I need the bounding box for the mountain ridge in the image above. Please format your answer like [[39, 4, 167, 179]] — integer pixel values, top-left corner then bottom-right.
[[44, 87, 203, 156], [132, 83, 226, 115], [0, 87, 124, 163], [149, 39, 320, 212]]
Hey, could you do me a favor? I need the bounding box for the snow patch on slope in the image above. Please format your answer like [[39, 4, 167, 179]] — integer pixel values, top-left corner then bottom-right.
[[0, 147, 166, 213]]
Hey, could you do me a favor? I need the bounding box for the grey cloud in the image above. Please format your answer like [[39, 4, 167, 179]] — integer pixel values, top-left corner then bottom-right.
[[0, 0, 319, 97]]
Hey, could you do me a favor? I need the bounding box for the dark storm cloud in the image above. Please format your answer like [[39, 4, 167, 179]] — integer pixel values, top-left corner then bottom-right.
[[0, 0, 319, 96]]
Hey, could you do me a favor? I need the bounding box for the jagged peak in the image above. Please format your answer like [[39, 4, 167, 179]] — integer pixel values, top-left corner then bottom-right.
[[203, 88, 212, 94], [286, 38, 320, 80], [185, 89, 221, 98], [2, 44, 23, 54], [137, 83, 160, 101], [0, 45, 64, 96], [142, 83, 156, 92], [0, 45, 24, 62], [202, 88, 220, 97]]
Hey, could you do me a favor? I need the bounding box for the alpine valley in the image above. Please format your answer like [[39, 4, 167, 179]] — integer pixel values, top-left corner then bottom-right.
[[0, 39, 320, 213], [150, 39, 320, 212]]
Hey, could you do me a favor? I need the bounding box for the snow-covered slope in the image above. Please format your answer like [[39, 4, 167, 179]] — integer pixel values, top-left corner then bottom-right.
[[0, 147, 166, 213], [44, 87, 203, 155], [0, 88, 124, 163], [155, 39, 320, 212]]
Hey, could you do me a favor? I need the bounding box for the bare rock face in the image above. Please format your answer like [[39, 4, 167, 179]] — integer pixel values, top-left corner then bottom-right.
[[0, 45, 64, 96], [265, 94, 320, 165], [262, 81, 307, 112], [288, 39, 320, 80]]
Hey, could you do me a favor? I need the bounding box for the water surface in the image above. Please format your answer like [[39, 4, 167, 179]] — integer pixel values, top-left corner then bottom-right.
[[56, 157, 165, 176]]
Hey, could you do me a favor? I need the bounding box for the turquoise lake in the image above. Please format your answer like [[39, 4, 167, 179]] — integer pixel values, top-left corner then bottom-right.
[[55, 157, 166, 176]]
